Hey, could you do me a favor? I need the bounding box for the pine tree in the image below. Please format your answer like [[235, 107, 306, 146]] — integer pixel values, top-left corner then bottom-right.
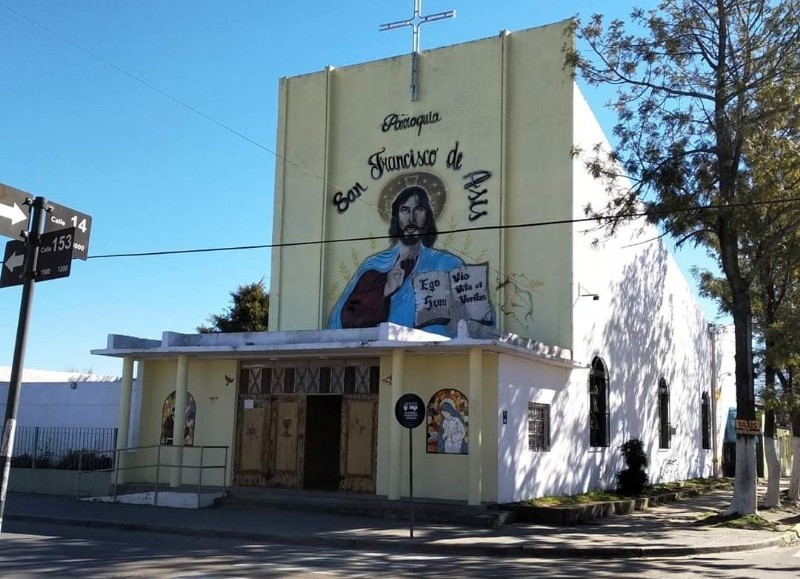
[[198, 280, 269, 333]]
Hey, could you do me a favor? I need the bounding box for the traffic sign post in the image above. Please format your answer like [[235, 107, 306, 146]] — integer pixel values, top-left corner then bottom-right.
[[0, 186, 91, 534], [0, 196, 46, 534], [394, 393, 426, 539]]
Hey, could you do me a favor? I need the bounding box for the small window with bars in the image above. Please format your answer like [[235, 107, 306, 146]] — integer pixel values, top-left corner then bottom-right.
[[528, 402, 551, 452], [589, 357, 610, 447], [701, 392, 711, 450], [659, 378, 671, 449]]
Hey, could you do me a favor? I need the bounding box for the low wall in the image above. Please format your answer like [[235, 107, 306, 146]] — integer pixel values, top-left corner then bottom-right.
[[10, 468, 112, 497]]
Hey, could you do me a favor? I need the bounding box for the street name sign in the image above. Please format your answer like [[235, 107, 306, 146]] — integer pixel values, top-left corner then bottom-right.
[[0, 183, 31, 241], [0, 227, 76, 287], [36, 227, 75, 282], [44, 201, 91, 260]]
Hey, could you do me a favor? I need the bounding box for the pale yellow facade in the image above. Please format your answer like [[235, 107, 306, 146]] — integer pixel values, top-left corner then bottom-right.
[[271, 22, 574, 349], [375, 351, 499, 502], [126, 358, 238, 487]]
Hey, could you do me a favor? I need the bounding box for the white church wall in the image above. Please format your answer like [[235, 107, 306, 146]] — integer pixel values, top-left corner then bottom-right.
[[568, 88, 715, 490], [496, 354, 580, 503]]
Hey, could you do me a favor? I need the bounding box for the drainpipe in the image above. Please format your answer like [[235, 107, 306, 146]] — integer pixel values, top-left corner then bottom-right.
[[709, 325, 719, 478]]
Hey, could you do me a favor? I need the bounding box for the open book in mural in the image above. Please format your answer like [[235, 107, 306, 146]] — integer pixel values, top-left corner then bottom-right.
[[412, 263, 492, 328]]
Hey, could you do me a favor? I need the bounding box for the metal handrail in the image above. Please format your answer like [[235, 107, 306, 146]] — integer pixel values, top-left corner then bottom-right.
[[76, 444, 229, 504]]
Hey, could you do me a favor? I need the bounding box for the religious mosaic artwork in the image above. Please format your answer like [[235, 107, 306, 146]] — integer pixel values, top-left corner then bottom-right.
[[160, 391, 196, 446], [426, 388, 468, 454], [329, 169, 494, 337]]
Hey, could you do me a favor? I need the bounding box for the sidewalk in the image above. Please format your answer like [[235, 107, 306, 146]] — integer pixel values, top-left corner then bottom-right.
[[4, 486, 800, 559]]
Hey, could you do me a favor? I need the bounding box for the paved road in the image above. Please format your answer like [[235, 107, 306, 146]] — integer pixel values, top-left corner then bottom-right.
[[3, 520, 800, 578]]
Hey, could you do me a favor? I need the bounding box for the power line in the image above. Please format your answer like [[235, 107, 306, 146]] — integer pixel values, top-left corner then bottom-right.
[[88, 196, 800, 259], [6, 4, 800, 264], [0, 2, 346, 196], [3, 3, 271, 154]]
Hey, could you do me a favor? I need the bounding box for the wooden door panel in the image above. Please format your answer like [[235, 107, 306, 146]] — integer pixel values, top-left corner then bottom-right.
[[234, 398, 269, 486], [267, 397, 305, 488], [339, 397, 377, 492]]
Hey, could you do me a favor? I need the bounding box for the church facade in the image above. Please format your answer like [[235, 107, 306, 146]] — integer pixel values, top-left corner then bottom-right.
[[94, 22, 732, 504]]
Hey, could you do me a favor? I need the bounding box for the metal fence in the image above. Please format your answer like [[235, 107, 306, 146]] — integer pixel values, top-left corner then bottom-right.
[[10, 426, 117, 470]]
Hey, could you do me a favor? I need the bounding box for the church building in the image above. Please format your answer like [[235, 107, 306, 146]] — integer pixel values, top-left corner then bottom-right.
[[94, 21, 731, 505]]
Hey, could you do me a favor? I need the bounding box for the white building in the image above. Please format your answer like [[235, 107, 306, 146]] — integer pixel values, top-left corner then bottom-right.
[[0, 366, 139, 454]]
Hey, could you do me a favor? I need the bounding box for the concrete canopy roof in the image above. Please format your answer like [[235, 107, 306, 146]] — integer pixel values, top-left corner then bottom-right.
[[91, 321, 582, 370]]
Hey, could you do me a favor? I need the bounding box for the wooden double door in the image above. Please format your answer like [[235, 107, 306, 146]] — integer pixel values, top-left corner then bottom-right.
[[234, 394, 377, 492]]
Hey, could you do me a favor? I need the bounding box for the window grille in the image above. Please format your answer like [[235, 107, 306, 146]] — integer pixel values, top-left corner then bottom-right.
[[528, 402, 551, 452], [701, 392, 711, 450], [589, 357, 610, 447], [659, 378, 671, 449], [242, 361, 379, 395]]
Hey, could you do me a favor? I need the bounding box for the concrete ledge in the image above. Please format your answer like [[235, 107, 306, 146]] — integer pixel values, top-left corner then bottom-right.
[[10, 468, 111, 497], [84, 490, 224, 509], [500, 485, 720, 526]]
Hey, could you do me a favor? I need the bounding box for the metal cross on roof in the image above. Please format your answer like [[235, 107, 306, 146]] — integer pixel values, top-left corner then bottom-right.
[[380, 0, 456, 101]]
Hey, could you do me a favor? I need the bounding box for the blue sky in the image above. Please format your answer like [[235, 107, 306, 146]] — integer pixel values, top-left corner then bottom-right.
[[0, 0, 721, 377]]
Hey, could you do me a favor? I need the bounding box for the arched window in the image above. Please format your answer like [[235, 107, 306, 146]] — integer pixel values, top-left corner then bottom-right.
[[701, 392, 711, 450], [160, 391, 196, 446], [659, 378, 671, 449], [589, 357, 610, 447]]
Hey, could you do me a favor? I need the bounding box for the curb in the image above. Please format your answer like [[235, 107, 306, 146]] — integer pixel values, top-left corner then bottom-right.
[[502, 483, 734, 526], [6, 513, 789, 559]]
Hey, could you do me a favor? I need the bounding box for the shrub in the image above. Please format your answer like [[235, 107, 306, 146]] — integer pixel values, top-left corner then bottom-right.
[[55, 450, 113, 471], [616, 438, 649, 495], [11, 450, 112, 471], [11, 454, 33, 468]]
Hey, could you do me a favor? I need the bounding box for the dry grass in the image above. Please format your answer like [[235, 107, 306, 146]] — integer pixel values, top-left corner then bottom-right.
[[521, 478, 732, 507]]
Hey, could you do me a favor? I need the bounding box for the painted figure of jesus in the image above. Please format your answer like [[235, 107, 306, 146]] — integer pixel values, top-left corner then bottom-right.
[[329, 176, 463, 336]]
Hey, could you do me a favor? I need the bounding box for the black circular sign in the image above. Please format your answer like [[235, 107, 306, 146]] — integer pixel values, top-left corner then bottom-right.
[[395, 393, 425, 429]]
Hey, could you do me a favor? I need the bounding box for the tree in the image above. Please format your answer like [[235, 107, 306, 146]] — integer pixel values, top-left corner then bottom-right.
[[565, 0, 800, 514], [700, 77, 800, 507], [198, 280, 270, 333]]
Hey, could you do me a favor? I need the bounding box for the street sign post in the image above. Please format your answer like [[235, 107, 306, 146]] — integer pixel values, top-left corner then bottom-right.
[[394, 393, 426, 539], [0, 184, 30, 241], [0, 190, 91, 535]]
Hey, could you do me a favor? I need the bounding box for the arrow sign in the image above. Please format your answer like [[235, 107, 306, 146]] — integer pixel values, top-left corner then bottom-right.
[[0, 183, 31, 240], [4, 250, 24, 274], [0, 239, 26, 288], [0, 202, 26, 226]]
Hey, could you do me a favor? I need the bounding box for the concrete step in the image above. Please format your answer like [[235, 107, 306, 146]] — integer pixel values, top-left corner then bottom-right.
[[220, 486, 513, 527]]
